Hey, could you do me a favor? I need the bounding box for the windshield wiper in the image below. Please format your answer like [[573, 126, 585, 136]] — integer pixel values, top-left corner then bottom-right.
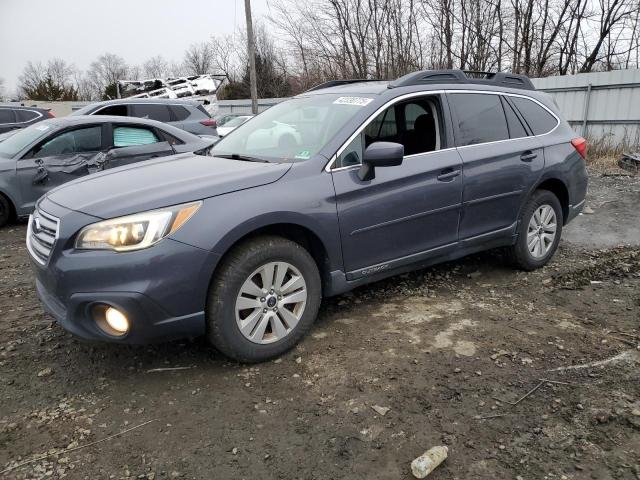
[[215, 153, 269, 163]]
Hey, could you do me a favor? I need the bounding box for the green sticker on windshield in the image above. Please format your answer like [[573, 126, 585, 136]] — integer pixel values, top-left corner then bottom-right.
[[295, 150, 311, 159]]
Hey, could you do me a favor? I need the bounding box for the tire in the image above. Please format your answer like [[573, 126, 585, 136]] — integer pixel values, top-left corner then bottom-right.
[[206, 235, 322, 363], [507, 189, 563, 270], [0, 194, 11, 229]]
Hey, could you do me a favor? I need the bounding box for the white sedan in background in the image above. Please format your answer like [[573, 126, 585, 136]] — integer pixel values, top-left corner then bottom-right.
[[217, 115, 254, 137]]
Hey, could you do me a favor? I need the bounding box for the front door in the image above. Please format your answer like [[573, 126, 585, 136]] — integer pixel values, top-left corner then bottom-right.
[[331, 94, 463, 278], [17, 125, 105, 211]]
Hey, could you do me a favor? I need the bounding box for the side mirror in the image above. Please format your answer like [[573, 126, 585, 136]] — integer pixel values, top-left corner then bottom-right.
[[358, 141, 404, 181]]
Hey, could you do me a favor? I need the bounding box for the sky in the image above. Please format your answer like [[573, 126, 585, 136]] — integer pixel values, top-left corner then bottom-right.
[[0, 0, 272, 94]]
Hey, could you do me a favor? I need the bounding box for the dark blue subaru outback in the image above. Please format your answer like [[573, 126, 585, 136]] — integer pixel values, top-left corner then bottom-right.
[[28, 70, 588, 362]]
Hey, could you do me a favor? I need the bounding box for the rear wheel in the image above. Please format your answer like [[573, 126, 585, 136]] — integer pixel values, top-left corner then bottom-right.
[[206, 236, 321, 362], [508, 190, 563, 270], [0, 194, 12, 228]]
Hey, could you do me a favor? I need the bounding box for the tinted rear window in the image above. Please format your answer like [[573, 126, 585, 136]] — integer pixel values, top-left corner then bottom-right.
[[170, 105, 191, 121], [450, 93, 509, 146], [510, 97, 558, 135], [16, 110, 40, 122], [0, 109, 16, 124], [130, 104, 172, 122]]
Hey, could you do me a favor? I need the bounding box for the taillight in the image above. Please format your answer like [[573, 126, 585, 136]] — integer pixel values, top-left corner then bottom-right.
[[200, 119, 216, 127], [571, 137, 587, 159], [47, 111, 55, 118]]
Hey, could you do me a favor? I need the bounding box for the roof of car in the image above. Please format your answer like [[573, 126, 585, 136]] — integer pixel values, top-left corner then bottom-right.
[[0, 104, 51, 112], [39, 115, 199, 138], [82, 98, 202, 107]]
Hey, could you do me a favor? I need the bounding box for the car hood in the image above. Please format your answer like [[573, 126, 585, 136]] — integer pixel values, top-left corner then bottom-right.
[[46, 152, 292, 219]]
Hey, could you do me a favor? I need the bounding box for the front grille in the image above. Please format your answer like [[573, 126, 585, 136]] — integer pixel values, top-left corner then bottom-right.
[[27, 207, 59, 265]]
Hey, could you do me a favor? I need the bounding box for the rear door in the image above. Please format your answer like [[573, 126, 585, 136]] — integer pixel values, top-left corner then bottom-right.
[[448, 92, 544, 242], [130, 103, 172, 125], [0, 108, 17, 134], [17, 124, 107, 210], [331, 93, 463, 278]]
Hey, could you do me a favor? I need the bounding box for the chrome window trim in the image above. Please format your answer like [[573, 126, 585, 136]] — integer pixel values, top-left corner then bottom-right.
[[0, 108, 44, 125], [324, 89, 560, 172]]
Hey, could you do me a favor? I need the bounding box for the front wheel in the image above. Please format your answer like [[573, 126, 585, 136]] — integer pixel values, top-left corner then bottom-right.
[[508, 190, 563, 270], [0, 194, 11, 228], [206, 236, 322, 362]]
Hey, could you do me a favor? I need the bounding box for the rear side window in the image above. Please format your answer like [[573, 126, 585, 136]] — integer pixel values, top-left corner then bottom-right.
[[16, 110, 40, 122], [170, 105, 191, 121], [130, 104, 172, 122], [450, 93, 509, 146], [0, 109, 16, 124], [95, 105, 128, 116], [501, 97, 528, 139], [37, 126, 102, 157], [196, 105, 210, 116], [113, 126, 159, 147], [510, 97, 558, 135]]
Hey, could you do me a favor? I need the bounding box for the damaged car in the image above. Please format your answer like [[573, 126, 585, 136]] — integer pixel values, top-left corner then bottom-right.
[[0, 115, 215, 227]]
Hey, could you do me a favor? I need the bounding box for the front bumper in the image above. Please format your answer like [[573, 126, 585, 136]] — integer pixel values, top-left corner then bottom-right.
[[30, 197, 220, 344]]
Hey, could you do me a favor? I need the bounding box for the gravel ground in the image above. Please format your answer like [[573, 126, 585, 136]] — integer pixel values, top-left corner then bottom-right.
[[1, 174, 639, 480]]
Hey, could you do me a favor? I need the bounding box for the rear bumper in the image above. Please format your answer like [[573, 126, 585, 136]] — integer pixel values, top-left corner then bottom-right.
[[566, 198, 586, 224]]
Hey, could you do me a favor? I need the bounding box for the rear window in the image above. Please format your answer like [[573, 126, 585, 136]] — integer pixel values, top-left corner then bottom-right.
[[170, 105, 191, 121], [510, 97, 558, 135], [450, 93, 509, 146], [130, 104, 172, 122], [16, 110, 40, 122], [501, 97, 528, 139], [113, 126, 159, 147], [95, 105, 128, 116], [0, 109, 16, 124]]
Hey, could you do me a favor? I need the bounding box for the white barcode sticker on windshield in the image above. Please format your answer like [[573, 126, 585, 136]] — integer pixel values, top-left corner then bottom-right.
[[333, 96, 374, 107]]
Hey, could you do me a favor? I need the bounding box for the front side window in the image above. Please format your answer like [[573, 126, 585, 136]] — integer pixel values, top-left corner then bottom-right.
[[113, 126, 159, 147], [36, 126, 102, 157], [213, 94, 376, 162], [510, 97, 558, 135], [450, 93, 509, 146], [336, 95, 442, 168], [130, 104, 172, 122]]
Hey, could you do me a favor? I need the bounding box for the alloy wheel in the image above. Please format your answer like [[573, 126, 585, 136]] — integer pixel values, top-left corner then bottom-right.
[[527, 204, 557, 259], [235, 261, 308, 344]]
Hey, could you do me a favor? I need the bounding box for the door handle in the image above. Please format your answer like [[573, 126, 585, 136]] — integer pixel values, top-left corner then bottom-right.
[[437, 168, 461, 182], [520, 151, 537, 162]]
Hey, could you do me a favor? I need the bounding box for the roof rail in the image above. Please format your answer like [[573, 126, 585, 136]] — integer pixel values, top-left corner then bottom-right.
[[305, 79, 381, 92], [388, 69, 535, 91]]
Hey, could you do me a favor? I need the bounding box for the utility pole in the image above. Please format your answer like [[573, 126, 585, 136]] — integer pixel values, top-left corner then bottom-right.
[[244, 0, 258, 114]]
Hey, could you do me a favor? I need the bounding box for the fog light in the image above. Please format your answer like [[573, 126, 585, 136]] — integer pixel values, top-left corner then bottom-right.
[[104, 307, 129, 334]]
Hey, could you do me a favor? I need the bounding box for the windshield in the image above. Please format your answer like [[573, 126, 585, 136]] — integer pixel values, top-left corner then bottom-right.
[[0, 122, 55, 157], [212, 94, 375, 162]]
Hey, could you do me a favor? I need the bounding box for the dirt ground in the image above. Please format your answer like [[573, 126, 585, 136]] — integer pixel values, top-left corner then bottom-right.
[[1, 173, 639, 480]]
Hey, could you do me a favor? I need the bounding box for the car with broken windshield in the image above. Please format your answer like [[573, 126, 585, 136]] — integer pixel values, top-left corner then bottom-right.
[[27, 70, 588, 363], [0, 115, 215, 227]]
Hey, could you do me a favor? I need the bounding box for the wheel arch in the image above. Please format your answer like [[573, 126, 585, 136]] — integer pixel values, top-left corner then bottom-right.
[[210, 216, 335, 294], [0, 188, 17, 223], [534, 177, 570, 224]]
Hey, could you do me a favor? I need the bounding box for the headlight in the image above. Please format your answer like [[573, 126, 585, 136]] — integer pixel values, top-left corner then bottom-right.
[[75, 202, 201, 252]]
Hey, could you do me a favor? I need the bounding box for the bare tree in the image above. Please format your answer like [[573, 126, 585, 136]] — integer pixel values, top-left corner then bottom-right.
[[182, 42, 214, 75], [87, 53, 129, 98], [143, 55, 170, 78]]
